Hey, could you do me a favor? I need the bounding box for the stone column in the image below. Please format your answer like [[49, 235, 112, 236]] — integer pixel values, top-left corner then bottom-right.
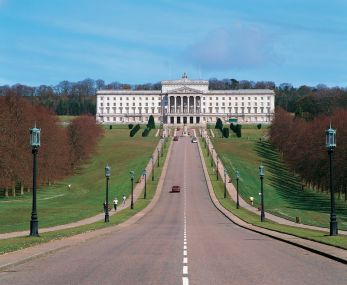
[[194, 96, 196, 114], [174, 96, 177, 114]]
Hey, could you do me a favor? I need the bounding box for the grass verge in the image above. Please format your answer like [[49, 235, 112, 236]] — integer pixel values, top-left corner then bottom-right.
[[211, 127, 347, 230], [0, 140, 171, 255], [0, 129, 158, 233], [200, 138, 347, 250]]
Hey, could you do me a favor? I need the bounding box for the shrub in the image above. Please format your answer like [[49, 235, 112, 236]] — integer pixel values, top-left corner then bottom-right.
[[128, 124, 134, 129], [130, 124, 140, 137], [109, 125, 112, 130], [147, 115, 155, 129], [257, 123, 262, 129], [215, 118, 223, 131], [142, 127, 151, 137], [222, 127, 229, 138], [235, 124, 242, 137], [230, 123, 236, 132]]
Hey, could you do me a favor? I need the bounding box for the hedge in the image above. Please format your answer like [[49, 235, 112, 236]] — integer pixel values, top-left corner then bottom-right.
[[130, 124, 140, 137]]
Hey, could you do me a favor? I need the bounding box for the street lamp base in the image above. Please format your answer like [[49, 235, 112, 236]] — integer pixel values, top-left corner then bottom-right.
[[330, 220, 338, 236], [105, 214, 109, 223], [260, 213, 265, 222], [30, 220, 39, 236]]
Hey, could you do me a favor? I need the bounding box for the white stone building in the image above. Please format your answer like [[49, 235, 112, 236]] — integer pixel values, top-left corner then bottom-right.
[[96, 74, 275, 125]]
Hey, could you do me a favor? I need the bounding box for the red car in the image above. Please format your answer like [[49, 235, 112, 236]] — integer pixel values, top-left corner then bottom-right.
[[173, 136, 179, 141], [171, 185, 181, 193]]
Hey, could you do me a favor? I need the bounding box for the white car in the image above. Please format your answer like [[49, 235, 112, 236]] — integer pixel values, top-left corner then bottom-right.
[[191, 137, 197, 143]]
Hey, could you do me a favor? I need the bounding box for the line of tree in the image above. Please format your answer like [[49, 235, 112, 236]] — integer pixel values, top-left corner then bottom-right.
[[0, 91, 103, 197], [269, 107, 347, 199], [1, 78, 346, 119]]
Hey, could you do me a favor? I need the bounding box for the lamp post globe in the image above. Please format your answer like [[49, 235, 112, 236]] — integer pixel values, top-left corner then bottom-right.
[[259, 164, 265, 222], [130, 170, 135, 209], [143, 169, 147, 199], [236, 170, 240, 209], [29, 124, 41, 236], [104, 164, 111, 222], [326, 124, 338, 236]]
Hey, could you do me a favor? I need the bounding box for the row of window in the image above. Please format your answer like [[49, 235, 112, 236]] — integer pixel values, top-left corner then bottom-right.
[[99, 107, 161, 114], [99, 95, 272, 101], [100, 102, 161, 107], [99, 107, 271, 115], [100, 96, 159, 101]]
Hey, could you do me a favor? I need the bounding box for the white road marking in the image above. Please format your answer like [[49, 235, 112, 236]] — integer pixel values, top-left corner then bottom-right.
[[182, 141, 189, 285]]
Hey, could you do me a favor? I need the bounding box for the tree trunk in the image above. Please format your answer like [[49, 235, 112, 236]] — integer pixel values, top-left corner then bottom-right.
[[12, 182, 16, 197], [5, 187, 8, 197], [20, 184, 24, 195]]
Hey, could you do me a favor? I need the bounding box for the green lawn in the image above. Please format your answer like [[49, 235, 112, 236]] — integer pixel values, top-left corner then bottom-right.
[[200, 138, 347, 249], [0, 128, 159, 233], [0, 139, 171, 255], [210, 125, 347, 230]]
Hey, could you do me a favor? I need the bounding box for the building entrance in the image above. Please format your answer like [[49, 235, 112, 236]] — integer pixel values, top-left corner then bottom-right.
[[183, 117, 187, 124], [189, 117, 193, 124], [170, 117, 174, 124], [177, 117, 181, 124], [196, 117, 200, 124]]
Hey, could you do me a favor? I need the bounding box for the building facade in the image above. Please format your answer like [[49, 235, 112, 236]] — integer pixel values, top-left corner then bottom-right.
[[96, 74, 275, 125]]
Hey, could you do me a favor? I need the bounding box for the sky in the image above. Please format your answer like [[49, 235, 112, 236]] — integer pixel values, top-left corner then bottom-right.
[[0, 0, 347, 87]]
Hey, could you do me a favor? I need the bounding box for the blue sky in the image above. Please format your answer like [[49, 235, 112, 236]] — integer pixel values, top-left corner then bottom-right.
[[1, 0, 346, 87]]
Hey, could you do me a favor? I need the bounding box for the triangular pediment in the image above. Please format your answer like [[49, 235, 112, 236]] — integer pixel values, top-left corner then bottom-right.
[[168, 86, 202, 94]]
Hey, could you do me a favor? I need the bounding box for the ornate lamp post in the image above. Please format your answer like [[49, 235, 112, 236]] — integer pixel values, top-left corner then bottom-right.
[[259, 164, 265, 222], [161, 139, 164, 157], [104, 164, 111, 222], [29, 124, 40, 236], [157, 148, 160, 167], [236, 170, 240, 209], [326, 124, 338, 236], [142, 169, 147, 199], [216, 155, 219, 180], [151, 155, 154, 181], [224, 168, 227, 198], [207, 139, 209, 157], [130, 170, 135, 209]]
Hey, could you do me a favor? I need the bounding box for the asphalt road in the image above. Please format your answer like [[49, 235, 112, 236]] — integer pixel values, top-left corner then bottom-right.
[[0, 133, 346, 285]]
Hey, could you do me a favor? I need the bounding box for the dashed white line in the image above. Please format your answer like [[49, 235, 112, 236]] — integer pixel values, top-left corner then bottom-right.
[[182, 140, 189, 285], [182, 277, 189, 285]]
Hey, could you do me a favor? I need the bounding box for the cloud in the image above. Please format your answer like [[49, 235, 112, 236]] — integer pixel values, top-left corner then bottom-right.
[[182, 24, 279, 71]]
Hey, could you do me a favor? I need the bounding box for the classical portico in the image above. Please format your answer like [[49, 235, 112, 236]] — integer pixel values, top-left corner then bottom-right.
[[163, 73, 207, 125]]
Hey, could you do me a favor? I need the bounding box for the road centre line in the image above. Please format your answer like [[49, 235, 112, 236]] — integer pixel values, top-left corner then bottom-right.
[[182, 140, 189, 284]]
